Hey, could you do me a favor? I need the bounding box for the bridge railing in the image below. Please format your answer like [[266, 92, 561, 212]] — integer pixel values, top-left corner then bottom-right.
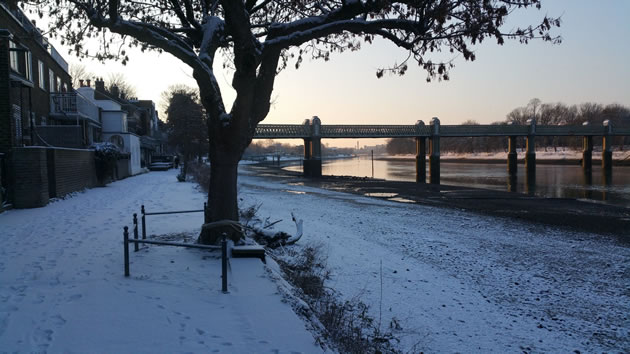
[[255, 121, 629, 139], [320, 125, 430, 138], [255, 124, 310, 138]]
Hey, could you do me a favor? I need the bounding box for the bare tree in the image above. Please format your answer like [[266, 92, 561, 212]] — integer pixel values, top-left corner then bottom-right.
[[33, 0, 561, 243], [107, 72, 137, 99], [68, 63, 93, 88]]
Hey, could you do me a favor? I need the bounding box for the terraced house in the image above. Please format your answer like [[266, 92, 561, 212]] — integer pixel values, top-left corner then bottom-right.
[[0, 0, 100, 210], [1, 1, 167, 211]]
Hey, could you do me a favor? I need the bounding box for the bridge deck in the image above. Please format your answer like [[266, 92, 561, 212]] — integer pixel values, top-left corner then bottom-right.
[[255, 124, 629, 139]]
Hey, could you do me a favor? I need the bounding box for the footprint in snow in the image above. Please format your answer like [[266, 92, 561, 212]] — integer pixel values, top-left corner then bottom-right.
[[50, 314, 66, 326], [67, 294, 82, 302], [32, 328, 53, 349]]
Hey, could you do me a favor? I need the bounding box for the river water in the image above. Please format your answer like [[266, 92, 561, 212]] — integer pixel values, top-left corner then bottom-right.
[[284, 156, 630, 208]]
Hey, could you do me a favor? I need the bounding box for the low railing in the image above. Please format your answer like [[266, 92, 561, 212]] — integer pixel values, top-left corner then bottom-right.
[[140, 204, 207, 239], [124, 205, 228, 293]]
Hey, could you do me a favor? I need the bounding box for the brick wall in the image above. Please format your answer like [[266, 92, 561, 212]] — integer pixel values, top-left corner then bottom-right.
[[50, 148, 96, 197], [11, 147, 96, 208], [11, 147, 49, 208]]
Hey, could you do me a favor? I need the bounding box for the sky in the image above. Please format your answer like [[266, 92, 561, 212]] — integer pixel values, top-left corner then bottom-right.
[[45, 0, 630, 147]]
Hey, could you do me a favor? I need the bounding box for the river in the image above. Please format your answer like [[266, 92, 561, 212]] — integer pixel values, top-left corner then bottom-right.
[[284, 156, 630, 208]]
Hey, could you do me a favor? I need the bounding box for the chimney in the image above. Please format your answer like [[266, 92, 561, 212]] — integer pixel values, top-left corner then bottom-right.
[[86, 79, 91, 88], [79, 79, 84, 87], [111, 85, 120, 99], [95, 77, 105, 92]]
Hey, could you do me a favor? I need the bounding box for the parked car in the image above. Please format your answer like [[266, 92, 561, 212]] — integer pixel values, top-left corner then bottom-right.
[[149, 155, 174, 171]]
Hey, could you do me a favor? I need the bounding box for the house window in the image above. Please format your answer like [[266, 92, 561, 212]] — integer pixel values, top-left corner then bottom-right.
[[62, 83, 67, 93], [38, 61, 45, 90], [12, 104, 22, 143], [56, 77, 61, 92], [49, 69, 55, 92], [25, 51, 32, 81], [9, 41, 18, 72]]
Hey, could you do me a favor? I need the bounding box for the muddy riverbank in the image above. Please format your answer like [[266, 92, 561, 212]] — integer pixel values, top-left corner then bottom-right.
[[244, 163, 630, 243]]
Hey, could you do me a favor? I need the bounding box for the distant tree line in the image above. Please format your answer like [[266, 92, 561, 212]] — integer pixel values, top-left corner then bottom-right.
[[245, 140, 354, 157], [386, 99, 630, 155]]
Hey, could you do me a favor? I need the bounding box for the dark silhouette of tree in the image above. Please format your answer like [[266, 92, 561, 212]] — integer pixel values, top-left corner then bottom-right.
[[386, 138, 415, 155], [33, 0, 561, 243], [164, 86, 208, 179], [107, 72, 137, 99]]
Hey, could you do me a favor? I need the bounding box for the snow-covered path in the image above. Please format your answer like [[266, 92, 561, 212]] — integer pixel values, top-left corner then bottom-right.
[[0, 170, 321, 353], [239, 170, 630, 353]]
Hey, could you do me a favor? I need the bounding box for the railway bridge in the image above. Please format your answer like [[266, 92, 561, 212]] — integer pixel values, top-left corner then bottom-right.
[[254, 117, 630, 184]]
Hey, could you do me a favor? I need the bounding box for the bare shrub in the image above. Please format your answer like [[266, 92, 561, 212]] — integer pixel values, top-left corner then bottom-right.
[[187, 162, 211, 193], [274, 245, 400, 353]]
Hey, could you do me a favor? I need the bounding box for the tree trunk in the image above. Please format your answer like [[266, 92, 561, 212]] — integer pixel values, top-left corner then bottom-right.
[[198, 157, 241, 244]]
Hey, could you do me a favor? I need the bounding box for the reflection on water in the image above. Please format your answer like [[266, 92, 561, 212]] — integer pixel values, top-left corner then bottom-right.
[[284, 156, 630, 207]]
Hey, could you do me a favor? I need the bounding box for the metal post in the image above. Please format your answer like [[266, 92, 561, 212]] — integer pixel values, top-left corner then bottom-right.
[[221, 234, 228, 293], [203, 202, 208, 224], [133, 213, 139, 252], [141, 205, 146, 240], [123, 226, 130, 277]]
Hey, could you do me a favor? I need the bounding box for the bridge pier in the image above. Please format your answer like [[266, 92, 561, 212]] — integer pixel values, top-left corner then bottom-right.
[[415, 120, 426, 183], [303, 117, 322, 178], [602, 120, 613, 179], [507, 135, 517, 175], [429, 117, 440, 184], [582, 121, 593, 176], [525, 119, 536, 186]]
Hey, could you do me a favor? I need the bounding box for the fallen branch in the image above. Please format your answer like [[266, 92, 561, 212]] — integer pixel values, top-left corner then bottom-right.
[[285, 212, 303, 245], [250, 213, 304, 248], [264, 219, 283, 229]]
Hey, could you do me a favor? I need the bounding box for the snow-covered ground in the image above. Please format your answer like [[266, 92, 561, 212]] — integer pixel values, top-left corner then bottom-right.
[[2, 168, 629, 353], [238, 168, 630, 353], [0, 171, 321, 353]]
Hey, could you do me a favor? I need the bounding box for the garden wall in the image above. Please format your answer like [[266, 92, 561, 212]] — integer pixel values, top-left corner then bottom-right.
[[11, 147, 96, 208]]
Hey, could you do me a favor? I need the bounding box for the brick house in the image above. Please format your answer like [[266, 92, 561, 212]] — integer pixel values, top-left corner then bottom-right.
[[1, 1, 100, 209], [0, 1, 165, 210], [76, 78, 166, 175], [0, 1, 78, 152]]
